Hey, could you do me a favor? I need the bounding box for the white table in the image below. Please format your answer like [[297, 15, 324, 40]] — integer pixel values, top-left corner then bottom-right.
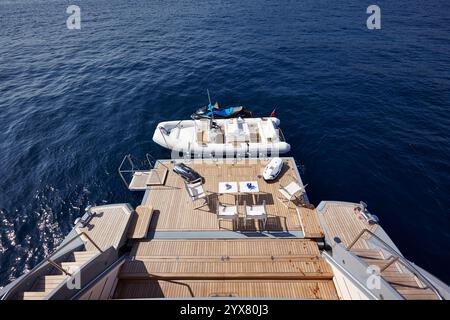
[[218, 181, 239, 194], [239, 181, 259, 193], [239, 181, 260, 203]]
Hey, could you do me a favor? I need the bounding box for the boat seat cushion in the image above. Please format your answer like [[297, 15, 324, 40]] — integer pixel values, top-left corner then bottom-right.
[[217, 205, 238, 218], [245, 205, 266, 218]]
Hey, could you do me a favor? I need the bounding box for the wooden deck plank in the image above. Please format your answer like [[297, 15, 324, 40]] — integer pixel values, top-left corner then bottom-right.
[[318, 202, 378, 249], [121, 239, 333, 282], [131, 238, 320, 257], [114, 279, 339, 299], [75, 204, 132, 251], [143, 159, 316, 234], [119, 259, 333, 280], [127, 206, 153, 239], [297, 207, 324, 238]]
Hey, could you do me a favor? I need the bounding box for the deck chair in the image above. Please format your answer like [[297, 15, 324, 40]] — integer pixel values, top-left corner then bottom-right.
[[243, 200, 267, 230], [184, 181, 209, 210], [216, 197, 239, 229], [277, 180, 307, 208]]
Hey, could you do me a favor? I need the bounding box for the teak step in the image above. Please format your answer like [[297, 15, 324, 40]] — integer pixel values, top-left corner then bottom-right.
[[351, 248, 384, 260], [146, 168, 168, 186], [395, 287, 438, 300], [383, 273, 438, 300], [20, 275, 66, 300], [382, 274, 421, 288], [127, 206, 153, 239], [112, 278, 339, 300], [73, 250, 96, 263], [60, 261, 83, 274], [359, 258, 401, 273], [32, 275, 68, 293], [20, 291, 49, 300], [131, 239, 320, 258], [17, 250, 97, 300], [125, 255, 321, 262], [296, 207, 324, 239], [119, 259, 333, 280], [352, 249, 440, 300]]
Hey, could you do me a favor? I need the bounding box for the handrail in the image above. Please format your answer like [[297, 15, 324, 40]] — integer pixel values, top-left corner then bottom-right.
[[379, 256, 399, 273], [146, 153, 169, 170], [1, 231, 103, 300], [78, 232, 103, 253], [145, 153, 155, 168], [347, 228, 371, 251], [118, 154, 131, 188], [47, 259, 72, 277], [174, 119, 184, 129], [346, 228, 444, 300], [159, 126, 170, 147], [119, 153, 170, 189]]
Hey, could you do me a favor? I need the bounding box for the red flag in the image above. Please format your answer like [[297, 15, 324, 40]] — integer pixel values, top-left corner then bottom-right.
[[270, 108, 276, 117]]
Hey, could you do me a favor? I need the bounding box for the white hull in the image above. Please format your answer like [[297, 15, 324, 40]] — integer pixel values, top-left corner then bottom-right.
[[152, 117, 291, 157]]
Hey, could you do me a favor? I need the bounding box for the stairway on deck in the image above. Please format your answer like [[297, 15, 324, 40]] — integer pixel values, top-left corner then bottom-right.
[[119, 239, 332, 280], [113, 239, 338, 299], [351, 248, 439, 300], [18, 250, 96, 300]]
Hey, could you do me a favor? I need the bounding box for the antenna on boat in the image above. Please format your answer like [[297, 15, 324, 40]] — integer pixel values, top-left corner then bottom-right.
[[207, 89, 215, 124], [207, 89, 212, 106]]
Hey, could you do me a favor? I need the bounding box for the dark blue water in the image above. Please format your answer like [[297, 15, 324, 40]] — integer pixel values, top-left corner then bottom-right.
[[0, 0, 449, 286]]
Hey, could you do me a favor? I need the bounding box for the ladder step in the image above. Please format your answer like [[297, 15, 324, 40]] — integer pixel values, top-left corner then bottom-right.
[[33, 275, 68, 293], [361, 258, 400, 273], [396, 287, 438, 300], [351, 248, 384, 260], [73, 251, 96, 262], [20, 291, 48, 300], [61, 261, 83, 274], [383, 274, 421, 288]]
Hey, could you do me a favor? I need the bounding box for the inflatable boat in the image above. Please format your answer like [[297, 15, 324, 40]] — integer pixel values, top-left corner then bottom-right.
[[152, 117, 291, 157]]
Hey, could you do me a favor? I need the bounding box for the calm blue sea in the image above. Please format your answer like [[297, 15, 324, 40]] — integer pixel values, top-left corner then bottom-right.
[[0, 0, 449, 286]]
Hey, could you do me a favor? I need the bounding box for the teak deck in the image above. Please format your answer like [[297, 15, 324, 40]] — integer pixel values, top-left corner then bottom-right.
[[317, 201, 378, 249], [127, 206, 154, 239], [130, 238, 320, 257], [142, 158, 323, 234], [297, 207, 325, 238], [114, 279, 339, 299], [76, 204, 132, 251], [114, 158, 335, 299], [116, 239, 337, 299]]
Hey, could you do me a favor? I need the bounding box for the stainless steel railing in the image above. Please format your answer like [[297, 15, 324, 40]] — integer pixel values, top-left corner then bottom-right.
[[118, 153, 169, 189], [347, 228, 444, 300], [1, 231, 102, 300]]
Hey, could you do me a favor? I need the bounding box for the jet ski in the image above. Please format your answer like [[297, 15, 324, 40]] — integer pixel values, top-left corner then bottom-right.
[[191, 103, 253, 120], [173, 163, 202, 183]]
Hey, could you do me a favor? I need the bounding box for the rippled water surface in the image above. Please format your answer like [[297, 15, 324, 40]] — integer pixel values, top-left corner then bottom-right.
[[0, 0, 449, 286]]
